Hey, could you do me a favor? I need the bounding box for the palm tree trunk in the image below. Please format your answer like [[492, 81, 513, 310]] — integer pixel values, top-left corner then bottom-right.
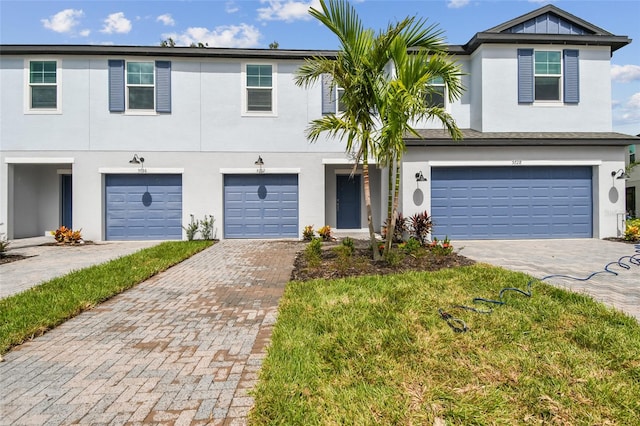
[[362, 157, 382, 261], [384, 155, 396, 256]]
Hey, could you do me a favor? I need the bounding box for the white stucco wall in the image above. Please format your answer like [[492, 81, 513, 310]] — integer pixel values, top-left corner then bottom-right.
[[476, 45, 612, 132]]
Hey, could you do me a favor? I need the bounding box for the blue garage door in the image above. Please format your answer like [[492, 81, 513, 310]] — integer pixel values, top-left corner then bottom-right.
[[105, 174, 182, 240], [431, 166, 592, 240], [224, 174, 298, 238]]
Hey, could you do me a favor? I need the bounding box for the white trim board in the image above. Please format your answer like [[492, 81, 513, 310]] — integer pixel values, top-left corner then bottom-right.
[[5, 157, 74, 164]]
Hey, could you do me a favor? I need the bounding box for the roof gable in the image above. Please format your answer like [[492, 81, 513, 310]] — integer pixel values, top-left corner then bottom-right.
[[484, 4, 612, 36]]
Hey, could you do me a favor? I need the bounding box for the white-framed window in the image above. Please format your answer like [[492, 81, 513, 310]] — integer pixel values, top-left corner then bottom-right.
[[631, 145, 636, 164], [24, 59, 62, 114], [126, 61, 155, 110], [243, 63, 276, 115], [425, 76, 445, 108], [534, 51, 562, 101]]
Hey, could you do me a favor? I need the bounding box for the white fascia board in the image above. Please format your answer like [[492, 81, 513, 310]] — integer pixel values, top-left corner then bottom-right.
[[428, 160, 603, 166], [219, 168, 301, 174], [5, 157, 74, 164], [98, 167, 185, 174]]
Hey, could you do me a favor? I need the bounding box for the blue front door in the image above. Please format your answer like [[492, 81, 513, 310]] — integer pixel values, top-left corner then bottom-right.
[[337, 174, 361, 229], [61, 174, 72, 229]]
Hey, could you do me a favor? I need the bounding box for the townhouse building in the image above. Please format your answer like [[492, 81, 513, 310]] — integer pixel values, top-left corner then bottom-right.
[[1, 5, 636, 241]]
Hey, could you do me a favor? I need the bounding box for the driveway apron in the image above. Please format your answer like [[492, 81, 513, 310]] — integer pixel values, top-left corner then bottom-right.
[[0, 240, 300, 426], [458, 239, 640, 321]]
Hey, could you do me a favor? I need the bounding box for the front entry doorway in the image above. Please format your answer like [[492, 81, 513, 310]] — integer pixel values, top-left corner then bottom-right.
[[336, 174, 361, 229]]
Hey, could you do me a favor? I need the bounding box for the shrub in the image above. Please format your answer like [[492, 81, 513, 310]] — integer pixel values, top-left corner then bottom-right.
[[384, 249, 403, 266], [340, 237, 355, 256], [183, 215, 199, 241], [410, 211, 433, 246], [51, 226, 83, 245], [624, 219, 640, 242], [382, 212, 408, 243], [305, 238, 323, 267], [200, 215, 217, 240], [318, 225, 333, 242], [302, 225, 315, 241], [429, 236, 453, 256], [0, 233, 9, 258], [402, 238, 422, 255]]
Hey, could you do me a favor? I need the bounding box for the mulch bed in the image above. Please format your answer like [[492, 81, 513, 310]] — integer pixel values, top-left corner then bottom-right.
[[291, 239, 475, 282]]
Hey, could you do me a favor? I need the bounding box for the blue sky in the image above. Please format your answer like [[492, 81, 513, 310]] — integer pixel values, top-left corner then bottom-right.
[[1, 0, 638, 135]]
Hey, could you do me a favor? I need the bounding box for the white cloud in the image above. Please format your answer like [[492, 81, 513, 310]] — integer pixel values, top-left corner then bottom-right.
[[79, 29, 91, 37], [157, 13, 175, 26], [613, 92, 640, 125], [101, 12, 132, 34], [226, 1, 240, 13], [447, 0, 470, 9], [257, 0, 321, 22], [41, 9, 84, 33], [611, 64, 640, 83], [163, 24, 262, 48]]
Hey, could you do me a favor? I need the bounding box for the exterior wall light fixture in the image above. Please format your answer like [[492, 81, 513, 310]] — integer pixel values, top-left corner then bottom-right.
[[255, 155, 265, 174], [415, 171, 427, 182], [611, 169, 629, 180]]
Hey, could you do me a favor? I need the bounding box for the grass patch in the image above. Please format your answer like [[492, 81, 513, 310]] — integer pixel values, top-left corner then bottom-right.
[[251, 265, 640, 425], [0, 240, 212, 354]]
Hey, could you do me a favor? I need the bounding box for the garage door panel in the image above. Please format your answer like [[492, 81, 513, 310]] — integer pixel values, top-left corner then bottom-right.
[[431, 166, 592, 240], [105, 174, 182, 241], [224, 174, 298, 238]]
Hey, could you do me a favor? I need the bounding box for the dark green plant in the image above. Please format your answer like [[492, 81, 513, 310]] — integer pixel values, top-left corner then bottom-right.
[[183, 214, 199, 241], [305, 238, 323, 268], [402, 237, 422, 255], [384, 249, 403, 266], [200, 215, 217, 240], [341, 237, 355, 256]]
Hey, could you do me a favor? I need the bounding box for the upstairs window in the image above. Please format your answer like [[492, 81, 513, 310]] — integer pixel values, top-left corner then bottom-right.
[[336, 87, 346, 113], [246, 64, 273, 112], [631, 145, 636, 163], [108, 60, 171, 113], [127, 62, 155, 110], [518, 48, 579, 104], [425, 77, 445, 108], [534, 51, 561, 101], [29, 60, 58, 109]]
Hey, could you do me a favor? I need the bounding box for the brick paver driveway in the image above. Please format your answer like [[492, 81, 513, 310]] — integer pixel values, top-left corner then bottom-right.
[[459, 239, 640, 321], [0, 240, 301, 425]]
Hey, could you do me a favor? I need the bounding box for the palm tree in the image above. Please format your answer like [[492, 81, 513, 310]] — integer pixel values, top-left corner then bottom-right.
[[295, 0, 460, 260], [379, 40, 464, 256]]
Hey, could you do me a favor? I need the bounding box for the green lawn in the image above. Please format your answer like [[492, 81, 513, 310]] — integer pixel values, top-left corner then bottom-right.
[[251, 264, 640, 425], [0, 240, 212, 354]]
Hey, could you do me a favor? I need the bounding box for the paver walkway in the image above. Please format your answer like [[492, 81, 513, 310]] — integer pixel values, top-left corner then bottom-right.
[[459, 239, 640, 321], [0, 240, 301, 425]]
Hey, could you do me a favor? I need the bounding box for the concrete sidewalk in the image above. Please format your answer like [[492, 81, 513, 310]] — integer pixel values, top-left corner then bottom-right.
[[1, 237, 160, 299], [458, 239, 640, 321], [0, 239, 301, 425]]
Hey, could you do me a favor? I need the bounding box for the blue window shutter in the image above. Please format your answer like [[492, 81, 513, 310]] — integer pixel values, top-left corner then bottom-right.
[[155, 61, 171, 113], [108, 60, 125, 112], [321, 73, 336, 115], [563, 49, 579, 104], [517, 49, 534, 103]]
